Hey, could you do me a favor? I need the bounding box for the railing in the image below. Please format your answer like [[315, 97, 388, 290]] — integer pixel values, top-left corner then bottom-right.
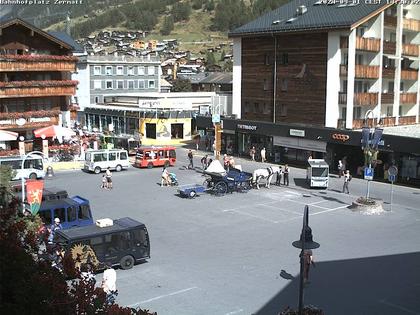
[[352, 118, 375, 129], [339, 36, 380, 51], [337, 119, 346, 129], [381, 93, 394, 104], [402, 43, 419, 56], [0, 54, 77, 72], [380, 116, 396, 127], [383, 41, 396, 55], [0, 80, 77, 98], [403, 18, 420, 32], [399, 115, 417, 125], [0, 115, 59, 128], [400, 92, 417, 104], [382, 67, 395, 78], [339, 92, 347, 104], [385, 15, 398, 28], [354, 92, 378, 106], [401, 69, 418, 80], [355, 65, 379, 78]]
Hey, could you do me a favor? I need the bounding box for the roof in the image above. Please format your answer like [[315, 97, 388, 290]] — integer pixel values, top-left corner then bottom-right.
[[48, 31, 84, 53], [199, 72, 232, 85], [178, 72, 208, 84], [39, 198, 78, 210], [160, 78, 173, 87], [56, 217, 145, 240], [229, 0, 391, 37]]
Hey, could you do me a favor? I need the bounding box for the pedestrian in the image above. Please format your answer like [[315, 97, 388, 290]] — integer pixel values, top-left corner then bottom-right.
[[187, 150, 194, 169], [201, 155, 208, 170], [338, 160, 343, 178], [223, 154, 230, 171], [161, 166, 170, 187], [195, 134, 201, 151], [250, 146, 256, 161], [276, 166, 283, 186], [48, 218, 63, 244], [229, 157, 236, 170], [260, 147, 266, 163], [101, 174, 107, 189], [342, 170, 351, 194], [301, 249, 315, 284], [205, 136, 210, 151], [106, 167, 113, 189], [283, 164, 289, 186], [102, 263, 117, 305]]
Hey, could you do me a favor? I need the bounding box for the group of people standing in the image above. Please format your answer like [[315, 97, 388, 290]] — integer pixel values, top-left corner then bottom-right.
[[274, 164, 290, 186]]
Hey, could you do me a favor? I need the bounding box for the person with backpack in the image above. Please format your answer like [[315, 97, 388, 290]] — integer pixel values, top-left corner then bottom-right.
[[342, 170, 351, 194]]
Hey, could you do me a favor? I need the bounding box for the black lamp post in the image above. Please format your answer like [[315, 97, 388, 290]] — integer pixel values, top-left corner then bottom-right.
[[292, 205, 320, 315]]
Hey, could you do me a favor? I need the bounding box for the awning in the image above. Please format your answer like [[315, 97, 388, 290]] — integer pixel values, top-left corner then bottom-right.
[[273, 136, 327, 152]]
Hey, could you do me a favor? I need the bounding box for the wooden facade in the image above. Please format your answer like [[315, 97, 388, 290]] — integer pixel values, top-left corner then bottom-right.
[[241, 33, 328, 125]]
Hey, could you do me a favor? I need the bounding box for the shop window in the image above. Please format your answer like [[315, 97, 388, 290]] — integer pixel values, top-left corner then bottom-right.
[[171, 123, 183, 138], [146, 123, 156, 139]]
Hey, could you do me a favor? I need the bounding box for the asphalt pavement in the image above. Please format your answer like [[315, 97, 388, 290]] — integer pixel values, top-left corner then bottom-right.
[[43, 147, 420, 315]]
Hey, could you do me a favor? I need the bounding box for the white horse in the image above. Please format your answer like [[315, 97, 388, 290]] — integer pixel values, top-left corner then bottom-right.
[[252, 166, 281, 189]]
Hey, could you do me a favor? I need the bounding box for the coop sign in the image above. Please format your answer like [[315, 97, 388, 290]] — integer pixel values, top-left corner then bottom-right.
[[237, 124, 257, 131]]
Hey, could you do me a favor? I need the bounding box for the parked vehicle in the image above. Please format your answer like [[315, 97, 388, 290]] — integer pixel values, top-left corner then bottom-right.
[[134, 146, 176, 168], [100, 135, 141, 155], [84, 149, 129, 174], [0, 155, 45, 180], [306, 159, 329, 188], [54, 217, 150, 270]]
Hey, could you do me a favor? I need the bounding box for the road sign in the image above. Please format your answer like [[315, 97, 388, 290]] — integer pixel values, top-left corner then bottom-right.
[[388, 174, 396, 182], [212, 114, 220, 124], [388, 166, 398, 176], [364, 167, 374, 180]]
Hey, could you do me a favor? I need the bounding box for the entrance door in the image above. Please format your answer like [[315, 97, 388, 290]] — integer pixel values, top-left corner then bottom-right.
[[145, 123, 156, 139]]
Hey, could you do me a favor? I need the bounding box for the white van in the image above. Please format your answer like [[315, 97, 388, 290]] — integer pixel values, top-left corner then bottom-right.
[[0, 155, 45, 180], [84, 149, 129, 174]]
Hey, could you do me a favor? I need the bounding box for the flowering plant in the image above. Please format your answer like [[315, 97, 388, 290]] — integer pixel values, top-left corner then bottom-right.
[[0, 54, 78, 62], [0, 110, 61, 120], [0, 80, 79, 88]]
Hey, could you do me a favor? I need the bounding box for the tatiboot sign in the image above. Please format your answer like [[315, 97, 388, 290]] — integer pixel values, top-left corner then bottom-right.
[[26, 179, 44, 215]]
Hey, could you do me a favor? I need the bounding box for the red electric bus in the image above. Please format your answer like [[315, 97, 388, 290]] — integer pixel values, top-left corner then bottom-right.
[[134, 146, 176, 168]]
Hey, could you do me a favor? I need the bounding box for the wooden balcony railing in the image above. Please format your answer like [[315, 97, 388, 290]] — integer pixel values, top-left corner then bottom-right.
[[0, 115, 59, 129], [355, 65, 379, 79], [354, 92, 378, 106], [383, 41, 396, 55], [381, 93, 394, 104], [401, 69, 418, 80], [382, 67, 395, 78], [339, 92, 347, 104], [0, 80, 77, 98], [0, 54, 77, 72], [380, 116, 396, 127], [400, 92, 417, 104], [385, 15, 398, 28], [399, 115, 417, 125], [403, 18, 420, 32], [402, 43, 419, 56], [339, 36, 380, 52]]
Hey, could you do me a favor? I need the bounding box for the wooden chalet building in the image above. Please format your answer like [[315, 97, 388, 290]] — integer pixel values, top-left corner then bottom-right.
[[0, 18, 78, 152]]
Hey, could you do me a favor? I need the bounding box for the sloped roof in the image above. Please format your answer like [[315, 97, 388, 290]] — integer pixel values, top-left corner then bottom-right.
[[48, 31, 84, 53], [229, 0, 391, 37], [199, 72, 232, 85]]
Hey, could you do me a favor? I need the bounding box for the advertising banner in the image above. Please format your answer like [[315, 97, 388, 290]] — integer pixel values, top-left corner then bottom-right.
[[26, 179, 44, 215]]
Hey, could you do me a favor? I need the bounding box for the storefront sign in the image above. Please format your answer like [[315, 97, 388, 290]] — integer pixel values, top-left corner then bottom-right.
[[0, 120, 13, 125], [30, 117, 51, 123], [237, 124, 257, 131], [289, 129, 305, 137], [332, 133, 350, 142]]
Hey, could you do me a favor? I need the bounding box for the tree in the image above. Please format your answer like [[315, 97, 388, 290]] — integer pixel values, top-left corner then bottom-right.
[[160, 15, 174, 35], [192, 0, 204, 10], [223, 60, 233, 72], [173, 2, 192, 22], [171, 78, 192, 92], [204, 0, 215, 11], [206, 51, 216, 67], [220, 49, 226, 62]]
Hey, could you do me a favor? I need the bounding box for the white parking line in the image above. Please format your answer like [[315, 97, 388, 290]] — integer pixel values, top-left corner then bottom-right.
[[311, 204, 349, 215], [225, 309, 244, 315], [260, 203, 302, 215], [128, 287, 198, 307], [223, 209, 280, 223], [379, 300, 420, 315]]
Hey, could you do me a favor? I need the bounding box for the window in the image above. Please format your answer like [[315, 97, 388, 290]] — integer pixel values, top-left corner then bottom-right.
[[105, 66, 113, 75], [78, 205, 90, 220], [120, 232, 132, 250], [106, 80, 113, 89], [387, 106, 393, 116], [138, 66, 145, 75], [254, 102, 259, 113], [116, 66, 123, 75], [399, 105, 402, 116], [281, 78, 288, 91], [264, 54, 271, 65], [390, 32, 396, 42], [128, 66, 134, 75], [128, 80, 135, 89], [145, 123, 156, 139], [343, 53, 348, 66], [388, 81, 394, 93], [94, 80, 101, 90], [171, 123, 183, 138], [138, 80, 145, 89], [356, 54, 363, 65], [343, 80, 348, 93], [117, 80, 124, 89], [281, 52, 288, 65], [67, 206, 76, 222], [54, 208, 65, 223], [356, 27, 366, 37], [353, 107, 361, 119], [132, 228, 148, 246], [263, 102, 271, 114], [280, 103, 287, 116], [109, 152, 116, 161], [95, 96, 100, 103], [148, 80, 155, 89], [120, 151, 128, 160], [148, 66, 155, 75], [263, 79, 268, 91], [341, 107, 347, 119], [93, 66, 101, 75], [93, 153, 108, 162], [400, 81, 404, 92], [144, 66, 149, 75], [244, 101, 250, 114]]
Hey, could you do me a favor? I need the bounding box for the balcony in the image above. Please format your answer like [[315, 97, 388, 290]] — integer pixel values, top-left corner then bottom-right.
[[401, 69, 418, 80], [402, 43, 419, 57], [338, 92, 378, 106], [355, 65, 379, 79], [382, 67, 395, 78], [339, 36, 380, 52], [399, 115, 417, 125], [340, 65, 347, 77], [384, 15, 397, 28], [0, 54, 77, 72], [380, 116, 396, 127], [400, 92, 417, 104], [0, 80, 78, 98], [403, 18, 420, 32], [0, 110, 60, 129], [383, 41, 396, 55], [381, 93, 394, 104], [339, 92, 347, 104]]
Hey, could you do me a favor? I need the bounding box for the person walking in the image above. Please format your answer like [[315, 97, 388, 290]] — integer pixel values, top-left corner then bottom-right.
[[187, 150, 194, 169], [201, 155, 208, 170], [102, 263, 117, 304], [338, 160, 343, 178], [342, 170, 351, 194], [261, 147, 266, 163], [161, 166, 170, 187], [105, 167, 113, 189], [250, 146, 256, 161], [283, 164, 289, 186]]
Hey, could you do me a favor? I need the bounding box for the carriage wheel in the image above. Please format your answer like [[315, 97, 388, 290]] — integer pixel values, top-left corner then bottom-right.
[[203, 178, 212, 188], [214, 182, 228, 196]]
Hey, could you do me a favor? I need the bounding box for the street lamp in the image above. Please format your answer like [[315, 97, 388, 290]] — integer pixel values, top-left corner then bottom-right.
[[21, 151, 45, 212], [292, 205, 320, 315]]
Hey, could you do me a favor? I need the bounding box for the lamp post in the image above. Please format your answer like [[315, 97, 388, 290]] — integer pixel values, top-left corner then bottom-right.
[[21, 151, 45, 212], [212, 103, 222, 159], [292, 205, 320, 315]]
